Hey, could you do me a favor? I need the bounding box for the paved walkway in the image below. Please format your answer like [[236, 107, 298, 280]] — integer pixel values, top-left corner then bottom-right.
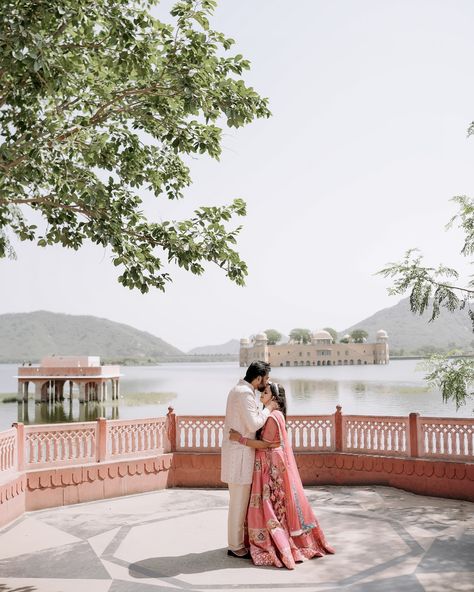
[[0, 486, 473, 592]]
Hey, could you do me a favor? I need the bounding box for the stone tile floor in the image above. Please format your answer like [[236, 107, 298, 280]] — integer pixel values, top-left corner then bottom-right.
[[0, 486, 473, 592]]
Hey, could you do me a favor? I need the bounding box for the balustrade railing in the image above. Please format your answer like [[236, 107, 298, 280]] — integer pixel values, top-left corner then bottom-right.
[[0, 428, 17, 477], [342, 415, 410, 457], [1, 408, 472, 473], [287, 416, 335, 452], [419, 417, 474, 460], [176, 416, 225, 452], [21, 417, 170, 469], [108, 418, 169, 459], [24, 422, 97, 468]]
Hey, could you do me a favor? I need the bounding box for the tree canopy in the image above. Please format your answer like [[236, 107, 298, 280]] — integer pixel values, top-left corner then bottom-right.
[[378, 195, 474, 328], [0, 0, 270, 292], [289, 328, 312, 344], [264, 329, 282, 345], [378, 180, 473, 406], [350, 329, 368, 343]]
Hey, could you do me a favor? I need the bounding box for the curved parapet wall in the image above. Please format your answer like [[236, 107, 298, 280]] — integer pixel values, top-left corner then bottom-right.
[[0, 407, 473, 529]]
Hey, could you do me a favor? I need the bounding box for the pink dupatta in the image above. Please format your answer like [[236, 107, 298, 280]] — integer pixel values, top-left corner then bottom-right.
[[269, 410, 318, 536]]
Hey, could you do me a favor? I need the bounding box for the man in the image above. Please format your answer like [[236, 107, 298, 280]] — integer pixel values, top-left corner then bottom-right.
[[221, 360, 276, 558]]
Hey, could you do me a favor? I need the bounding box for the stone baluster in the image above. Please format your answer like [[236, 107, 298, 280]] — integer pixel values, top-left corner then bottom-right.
[[97, 418, 107, 462], [334, 405, 342, 452], [166, 407, 177, 452], [12, 423, 24, 471]]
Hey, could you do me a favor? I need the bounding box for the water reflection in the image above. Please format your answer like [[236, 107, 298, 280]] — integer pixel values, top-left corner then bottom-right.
[[16, 391, 176, 425], [351, 383, 367, 395], [286, 379, 339, 400]]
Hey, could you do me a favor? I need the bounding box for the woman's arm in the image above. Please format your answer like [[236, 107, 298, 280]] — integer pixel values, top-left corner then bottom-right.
[[229, 428, 279, 449]]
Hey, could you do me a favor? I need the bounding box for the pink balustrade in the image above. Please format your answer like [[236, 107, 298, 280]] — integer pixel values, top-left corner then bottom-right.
[[1, 410, 472, 472], [0, 428, 17, 476], [287, 415, 335, 452], [176, 416, 225, 452], [24, 422, 97, 468], [22, 417, 170, 468], [342, 415, 410, 456], [419, 417, 474, 460], [108, 418, 169, 459]]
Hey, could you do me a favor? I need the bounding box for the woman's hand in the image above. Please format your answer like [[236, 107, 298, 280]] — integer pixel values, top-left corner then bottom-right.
[[229, 428, 242, 442]]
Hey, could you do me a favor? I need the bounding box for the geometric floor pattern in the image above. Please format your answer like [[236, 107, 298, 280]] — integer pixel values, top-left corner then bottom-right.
[[0, 486, 473, 592]]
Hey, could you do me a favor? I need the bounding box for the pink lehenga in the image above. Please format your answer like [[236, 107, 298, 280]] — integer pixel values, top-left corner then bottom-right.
[[246, 410, 335, 569]]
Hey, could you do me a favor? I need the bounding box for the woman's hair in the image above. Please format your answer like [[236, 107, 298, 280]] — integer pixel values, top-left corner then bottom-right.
[[269, 382, 287, 419]]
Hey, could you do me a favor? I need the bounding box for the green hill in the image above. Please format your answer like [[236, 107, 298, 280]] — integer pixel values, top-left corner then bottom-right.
[[0, 311, 183, 363], [342, 298, 473, 354]]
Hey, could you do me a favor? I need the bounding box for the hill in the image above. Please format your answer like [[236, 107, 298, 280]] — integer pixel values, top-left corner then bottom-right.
[[188, 339, 240, 355], [342, 298, 473, 354], [0, 311, 183, 363]]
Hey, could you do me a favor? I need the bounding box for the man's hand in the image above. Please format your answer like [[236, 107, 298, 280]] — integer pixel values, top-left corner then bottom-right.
[[229, 428, 242, 442], [266, 400, 279, 412]]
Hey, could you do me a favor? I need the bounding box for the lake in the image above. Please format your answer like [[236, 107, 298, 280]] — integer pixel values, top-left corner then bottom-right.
[[0, 360, 472, 431]]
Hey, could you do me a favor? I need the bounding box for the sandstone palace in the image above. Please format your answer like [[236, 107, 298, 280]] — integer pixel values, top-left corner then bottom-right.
[[239, 330, 389, 367]]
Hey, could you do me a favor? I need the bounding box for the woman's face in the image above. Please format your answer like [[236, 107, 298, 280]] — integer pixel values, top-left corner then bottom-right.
[[260, 384, 273, 406]]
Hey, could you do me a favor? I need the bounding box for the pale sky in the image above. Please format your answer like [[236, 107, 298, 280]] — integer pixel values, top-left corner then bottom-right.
[[1, 0, 473, 351]]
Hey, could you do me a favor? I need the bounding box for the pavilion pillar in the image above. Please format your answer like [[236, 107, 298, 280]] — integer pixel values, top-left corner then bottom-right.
[[69, 381, 73, 399], [17, 381, 23, 403], [79, 383, 86, 403], [34, 382, 42, 403]]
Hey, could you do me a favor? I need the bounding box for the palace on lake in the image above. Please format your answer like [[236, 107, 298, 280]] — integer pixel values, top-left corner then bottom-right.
[[239, 329, 389, 367]]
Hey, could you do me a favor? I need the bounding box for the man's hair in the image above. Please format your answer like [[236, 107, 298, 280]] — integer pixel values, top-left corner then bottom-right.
[[244, 360, 271, 383]]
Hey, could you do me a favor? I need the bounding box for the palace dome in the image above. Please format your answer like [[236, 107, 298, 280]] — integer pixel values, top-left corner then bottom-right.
[[312, 329, 332, 340], [255, 332, 268, 341], [240, 338, 250, 345], [376, 329, 388, 338]]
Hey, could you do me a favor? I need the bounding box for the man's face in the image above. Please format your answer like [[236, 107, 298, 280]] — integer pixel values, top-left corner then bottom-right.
[[256, 373, 269, 392]]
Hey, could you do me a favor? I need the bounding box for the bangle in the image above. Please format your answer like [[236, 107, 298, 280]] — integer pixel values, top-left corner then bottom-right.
[[239, 436, 248, 446]]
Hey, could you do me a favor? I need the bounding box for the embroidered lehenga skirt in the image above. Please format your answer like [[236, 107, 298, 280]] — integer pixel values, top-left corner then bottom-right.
[[246, 413, 334, 569]]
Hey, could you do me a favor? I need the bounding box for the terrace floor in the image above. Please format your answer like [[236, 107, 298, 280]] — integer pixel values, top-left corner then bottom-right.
[[0, 486, 473, 592]]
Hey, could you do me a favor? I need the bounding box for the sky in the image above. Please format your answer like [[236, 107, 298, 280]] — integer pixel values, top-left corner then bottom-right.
[[1, 0, 473, 351]]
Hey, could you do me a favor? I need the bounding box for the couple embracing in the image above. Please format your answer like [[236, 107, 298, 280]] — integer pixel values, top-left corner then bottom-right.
[[221, 360, 334, 570]]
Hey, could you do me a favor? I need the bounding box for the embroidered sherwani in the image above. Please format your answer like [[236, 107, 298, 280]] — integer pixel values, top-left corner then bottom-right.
[[221, 379, 269, 485], [221, 378, 269, 551]]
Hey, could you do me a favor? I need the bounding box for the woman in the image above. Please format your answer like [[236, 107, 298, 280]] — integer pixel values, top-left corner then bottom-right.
[[229, 382, 334, 569]]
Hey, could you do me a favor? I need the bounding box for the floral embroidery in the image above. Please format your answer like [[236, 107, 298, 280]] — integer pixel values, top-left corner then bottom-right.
[[249, 493, 262, 509], [249, 528, 269, 544], [254, 458, 262, 471], [262, 483, 270, 501], [266, 518, 281, 530]]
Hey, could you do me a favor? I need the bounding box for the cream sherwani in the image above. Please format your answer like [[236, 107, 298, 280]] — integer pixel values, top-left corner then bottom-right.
[[221, 378, 269, 551]]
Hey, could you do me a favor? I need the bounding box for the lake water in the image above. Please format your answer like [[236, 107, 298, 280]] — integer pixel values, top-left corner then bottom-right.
[[0, 360, 472, 430]]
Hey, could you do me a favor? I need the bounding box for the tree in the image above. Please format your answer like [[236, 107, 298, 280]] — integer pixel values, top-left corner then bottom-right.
[[264, 329, 282, 345], [289, 328, 311, 344], [323, 327, 337, 343], [378, 193, 473, 407], [378, 196, 474, 327], [0, 0, 271, 293], [350, 329, 368, 343], [423, 356, 473, 410]]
